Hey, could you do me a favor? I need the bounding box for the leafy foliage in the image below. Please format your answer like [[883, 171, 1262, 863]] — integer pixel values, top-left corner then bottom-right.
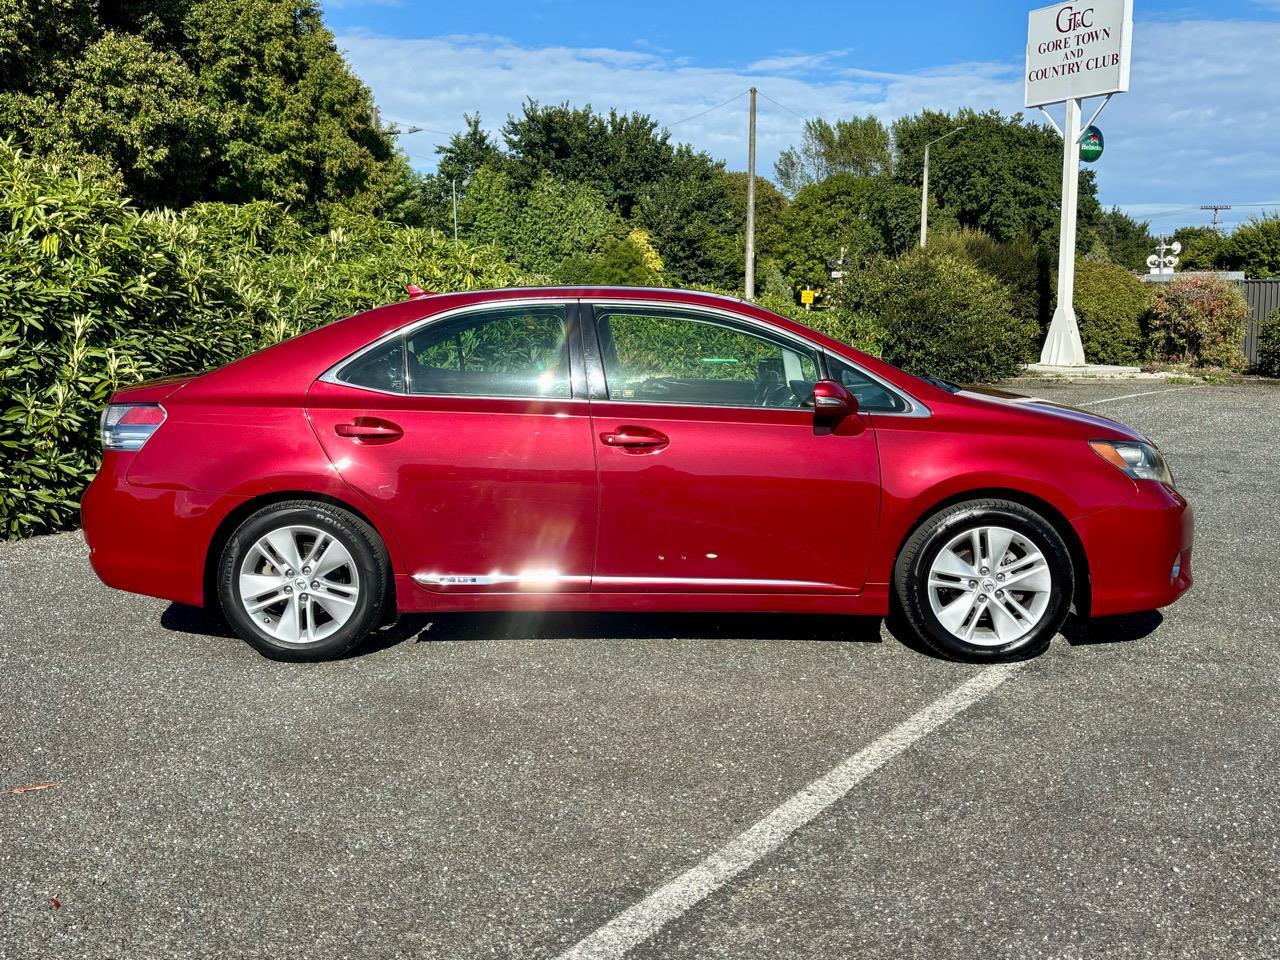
[[1093, 206, 1155, 272], [0, 142, 539, 538], [1146, 275, 1249, 370], [1071, 260, 1150, 365], [1222, 215, 1280, 279], [774, 116, 892, 197], [1255, 307, 1280, 378], [830, 248, 1037, 382], [0, 0, 404, 213]]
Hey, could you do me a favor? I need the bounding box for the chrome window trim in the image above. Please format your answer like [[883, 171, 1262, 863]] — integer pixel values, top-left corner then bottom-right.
[[317, 298, 578, 400], [317, 294, 929, 418]]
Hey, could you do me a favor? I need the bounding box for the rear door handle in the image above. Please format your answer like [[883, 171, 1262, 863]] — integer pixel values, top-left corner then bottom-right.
[[335, 417, 403, 442], [600, 427, 669, 449]]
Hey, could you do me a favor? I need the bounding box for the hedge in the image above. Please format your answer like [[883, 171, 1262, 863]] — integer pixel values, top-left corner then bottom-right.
[[1073, 259, 1150, 365], [1256, 307, 1280, 378], [1145, 275, 1249, 370], [0, 142, 541, 539]]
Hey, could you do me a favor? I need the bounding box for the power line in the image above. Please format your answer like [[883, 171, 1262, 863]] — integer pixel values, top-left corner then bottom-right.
[[665, 90, 749, 128], [755, 90, 812, 123]]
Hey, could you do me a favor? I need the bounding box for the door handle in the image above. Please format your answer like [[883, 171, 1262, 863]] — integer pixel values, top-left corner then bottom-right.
[[335, 417, 403, 442], [600, 427, 669, 449]]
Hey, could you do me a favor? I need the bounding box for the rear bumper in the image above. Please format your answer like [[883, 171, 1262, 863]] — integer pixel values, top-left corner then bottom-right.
[[1074, 483, 1194, 618], [81, 453, 242, 607]]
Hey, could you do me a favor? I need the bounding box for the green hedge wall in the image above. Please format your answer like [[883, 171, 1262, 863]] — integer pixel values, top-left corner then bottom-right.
[[0, 143, 541, 539]]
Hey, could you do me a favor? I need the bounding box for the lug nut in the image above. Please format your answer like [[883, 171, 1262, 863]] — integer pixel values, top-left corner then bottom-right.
[[300, 593, 309, 602], [303, 566, 311, 575], [310, 580, 320, 590], [979, 595, 988, 603], [980, 566, 990, 575], [284, 585, 293, 594], [968, 580, 978, 588], [996, 573, 1006, 582], [996, 589, 1005, 598], [285, 569, 294, 577]]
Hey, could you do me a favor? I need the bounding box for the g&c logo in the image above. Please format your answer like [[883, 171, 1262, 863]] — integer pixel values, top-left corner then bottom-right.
[[1056, 5, 1095, 32]]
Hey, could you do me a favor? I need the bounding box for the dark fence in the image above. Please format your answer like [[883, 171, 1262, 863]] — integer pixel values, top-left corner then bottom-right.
[[1242, 280, 1279, 368]]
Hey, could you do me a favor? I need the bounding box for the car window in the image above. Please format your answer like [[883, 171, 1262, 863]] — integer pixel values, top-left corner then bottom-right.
[[337, 338, 405, 393], [405, 305, 571, 398], [826, 355, 909, 413], [596, 309, 819, 409]]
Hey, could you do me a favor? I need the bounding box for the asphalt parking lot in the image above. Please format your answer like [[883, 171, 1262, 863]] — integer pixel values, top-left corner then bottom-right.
[[3, 378, 1278, 960]]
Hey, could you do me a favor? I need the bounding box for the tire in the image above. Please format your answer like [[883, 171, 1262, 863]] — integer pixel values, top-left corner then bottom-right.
[[893, 499, 1073, 661], [217, 500, 389, 661]]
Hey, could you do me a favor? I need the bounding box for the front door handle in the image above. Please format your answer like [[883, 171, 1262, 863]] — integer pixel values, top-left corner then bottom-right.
[[335, 417, 403, 442], [600, 426, 669, 450]]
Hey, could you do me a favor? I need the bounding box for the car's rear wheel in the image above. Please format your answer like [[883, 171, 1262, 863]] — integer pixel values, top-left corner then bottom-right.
[[217, 501, 388, 661], [894, 499, 1073, 661]]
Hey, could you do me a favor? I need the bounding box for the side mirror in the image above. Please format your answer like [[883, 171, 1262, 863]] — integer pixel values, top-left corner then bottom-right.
[[812, 379, 858, 417]]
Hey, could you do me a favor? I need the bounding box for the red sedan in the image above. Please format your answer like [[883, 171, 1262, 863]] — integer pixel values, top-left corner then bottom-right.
[[82, 287, 1193, 661]]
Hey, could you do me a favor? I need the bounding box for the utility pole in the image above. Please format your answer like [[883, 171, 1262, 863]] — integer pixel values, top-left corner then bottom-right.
[[919, 126, 964, 247], [745, 87, 757, 299], [1201, 203, 1232, 233]]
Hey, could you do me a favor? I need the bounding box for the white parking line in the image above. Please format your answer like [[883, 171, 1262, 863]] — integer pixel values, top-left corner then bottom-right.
[[557, 662, 1026, 959], [1079, 385, 1201, 406]]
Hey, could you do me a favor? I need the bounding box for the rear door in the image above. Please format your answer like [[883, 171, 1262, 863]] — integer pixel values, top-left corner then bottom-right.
[[584, 302, 882, 594], [307, 300, 598, 594]]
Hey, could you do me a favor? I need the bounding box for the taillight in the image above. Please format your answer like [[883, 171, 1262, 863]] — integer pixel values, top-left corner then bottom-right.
[[101, 403, 167, 451]]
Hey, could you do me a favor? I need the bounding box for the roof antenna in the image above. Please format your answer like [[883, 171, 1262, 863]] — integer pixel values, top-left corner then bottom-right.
[[405, 284, 430, 300]]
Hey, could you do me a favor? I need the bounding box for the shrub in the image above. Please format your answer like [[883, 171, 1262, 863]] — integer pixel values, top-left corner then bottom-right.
[[1256, 307, 1280, 378], [1072, 259, 1150, 365], [1145, 275, 1249, 370], [829, 248, 1035, 382], [926, 227, 1045, 330], [0, 142, 540, 539]]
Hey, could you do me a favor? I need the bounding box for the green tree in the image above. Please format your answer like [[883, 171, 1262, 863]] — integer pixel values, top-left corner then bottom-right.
[[1171, 226, 1224, 271], [722, 171, 788, 268], [635, 146, 738, 288], [774, 116, 892, 197], [1222, 215, 1280, 278], [1094, 206, 1155, 271], [558, 236, 662, 286], [0, 0, 405, 213], [892, 108, 1100, 246]]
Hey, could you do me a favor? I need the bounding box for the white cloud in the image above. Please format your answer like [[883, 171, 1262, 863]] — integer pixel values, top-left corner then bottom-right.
[[340, 17, 1280, 232]]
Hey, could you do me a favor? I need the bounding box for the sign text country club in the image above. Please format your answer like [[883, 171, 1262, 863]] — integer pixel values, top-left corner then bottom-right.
[[1025, 0, 1133, 108]]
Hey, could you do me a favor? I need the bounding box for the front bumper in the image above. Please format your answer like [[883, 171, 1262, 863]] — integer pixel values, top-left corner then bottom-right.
[[81, 452, 243, 607], [1073, 482, 1194, 618]]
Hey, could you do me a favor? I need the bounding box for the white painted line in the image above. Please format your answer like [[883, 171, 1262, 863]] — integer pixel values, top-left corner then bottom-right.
[[557, 663, 1025, 960], [1079, 385, 1201, 406]]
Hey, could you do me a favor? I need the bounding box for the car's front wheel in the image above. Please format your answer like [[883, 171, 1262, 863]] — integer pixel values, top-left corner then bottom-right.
[[894, 499, 1074, 661], [217, 500, 389, 661]]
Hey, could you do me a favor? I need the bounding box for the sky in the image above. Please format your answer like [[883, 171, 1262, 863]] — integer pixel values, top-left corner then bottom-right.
[[324, 0, 1280, 234]]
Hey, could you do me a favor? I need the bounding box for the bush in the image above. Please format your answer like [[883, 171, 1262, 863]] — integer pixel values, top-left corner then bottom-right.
[[1145, 275, 1249, 370], [926, 227, 1045, 330], [1072, 259, 1150, 365], [0, 142, 540, 539], [1256, 307, 1280, 378], [831, 248, 1035, 382]]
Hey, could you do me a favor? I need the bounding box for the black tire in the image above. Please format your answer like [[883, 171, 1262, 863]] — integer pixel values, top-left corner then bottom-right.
[[217, 500, 389, 662], [893, 498, 1073, 661]]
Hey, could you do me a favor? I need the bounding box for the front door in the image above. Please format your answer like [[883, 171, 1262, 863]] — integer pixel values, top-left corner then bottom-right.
[[307, 301, 597, 594], [585, 303, 881, 594]]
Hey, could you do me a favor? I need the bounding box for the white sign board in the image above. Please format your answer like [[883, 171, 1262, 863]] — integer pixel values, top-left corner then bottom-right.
[[1025, 0, 1133, 108]]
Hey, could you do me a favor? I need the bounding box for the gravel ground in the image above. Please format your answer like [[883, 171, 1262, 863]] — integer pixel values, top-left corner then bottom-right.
[[2, 379, 1277, 959]]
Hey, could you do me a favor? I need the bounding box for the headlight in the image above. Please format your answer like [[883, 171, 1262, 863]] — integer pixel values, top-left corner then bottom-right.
[[1089, 439, 1174, 485]]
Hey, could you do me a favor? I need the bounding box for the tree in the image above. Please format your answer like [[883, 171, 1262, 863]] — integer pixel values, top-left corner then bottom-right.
[[635, 146, 739, 288], [501, 100, 677, 218], [1222, 214, 1280, 278], [1093, 206, 1154, 271], [1172, 226, 1225, 272], [0, 0, 406, 213], [774, 116, 891, 197], [557, 235, 662, 286], [722, 171, 788, 269], [891, 108, 1101, 246]]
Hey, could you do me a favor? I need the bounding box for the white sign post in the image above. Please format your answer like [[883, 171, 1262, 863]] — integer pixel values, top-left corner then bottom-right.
[[1026, 0, 1133, 367]]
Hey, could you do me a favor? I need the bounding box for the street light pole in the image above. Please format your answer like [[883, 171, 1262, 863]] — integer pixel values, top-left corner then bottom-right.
[[919, 126, 964, 248], [745, 87, 757, 299]]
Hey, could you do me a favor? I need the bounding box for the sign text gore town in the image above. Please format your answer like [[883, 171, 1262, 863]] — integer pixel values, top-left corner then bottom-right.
[[1025, 0, 1133, 107]]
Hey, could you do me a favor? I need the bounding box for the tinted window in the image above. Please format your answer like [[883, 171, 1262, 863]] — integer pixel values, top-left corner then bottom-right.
[[597, 309, 819, 409], [338, 338, 405, 393], [826, 355, 909, 413], [405, 305, 571, 398]]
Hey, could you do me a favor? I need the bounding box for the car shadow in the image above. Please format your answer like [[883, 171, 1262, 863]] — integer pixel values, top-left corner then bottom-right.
[[160, 603, 885, 657], [1061, 610, 1163, 646]]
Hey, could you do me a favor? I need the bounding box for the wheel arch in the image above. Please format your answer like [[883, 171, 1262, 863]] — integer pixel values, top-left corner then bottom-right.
[[203, 491, 398, 619], [893, 486, 1091, 617]]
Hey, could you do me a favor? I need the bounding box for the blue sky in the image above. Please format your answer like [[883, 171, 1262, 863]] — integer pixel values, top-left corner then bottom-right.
[[326, 0, 1280, 233]]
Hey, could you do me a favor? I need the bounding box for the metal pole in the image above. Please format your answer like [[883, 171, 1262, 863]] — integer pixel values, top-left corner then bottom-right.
[[745, 87, 757, 298], [1041, 98, 1086, 366], [452, 179, 459, 244], [919, 126, 963, 248], [919, 144, 930, 248]]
